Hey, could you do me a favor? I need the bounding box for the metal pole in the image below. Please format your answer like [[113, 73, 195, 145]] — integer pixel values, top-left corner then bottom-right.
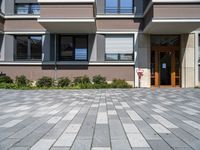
[[54, 34, 57, 82]]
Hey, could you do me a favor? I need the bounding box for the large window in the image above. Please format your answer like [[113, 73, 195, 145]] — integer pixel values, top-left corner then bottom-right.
[[105, 35, 134, 61], [199, 34, 200, 63], [15, 3, 40, 15], [15, 35, 42, 61], [105, 0, 133, 14], [59, 35, 88, 61]]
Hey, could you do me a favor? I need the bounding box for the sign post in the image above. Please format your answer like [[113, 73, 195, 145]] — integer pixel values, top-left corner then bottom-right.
[[136, 68, 144, 88]]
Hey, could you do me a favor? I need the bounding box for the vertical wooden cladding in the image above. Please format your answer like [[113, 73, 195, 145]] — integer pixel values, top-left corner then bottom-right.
[[40, 4, 94, 18]]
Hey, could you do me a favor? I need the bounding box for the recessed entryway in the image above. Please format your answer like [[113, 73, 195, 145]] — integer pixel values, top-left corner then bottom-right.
[[151, 35, 181, 87]]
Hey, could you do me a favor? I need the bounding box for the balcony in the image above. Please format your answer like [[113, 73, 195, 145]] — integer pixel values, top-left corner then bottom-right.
[[144, 1, 200, 34], [37, 2, 96, 33]]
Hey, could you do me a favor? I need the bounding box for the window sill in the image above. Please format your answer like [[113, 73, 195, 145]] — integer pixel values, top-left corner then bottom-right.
[[0, 61, 135, 66], [4, 15, 40, 19], [0, 61, 42, 65], [96, 14, 136, 19], [44, 61, 135, 66]]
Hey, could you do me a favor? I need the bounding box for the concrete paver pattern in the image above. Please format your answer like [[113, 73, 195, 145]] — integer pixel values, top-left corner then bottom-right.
[[0, 89, 200, 150]]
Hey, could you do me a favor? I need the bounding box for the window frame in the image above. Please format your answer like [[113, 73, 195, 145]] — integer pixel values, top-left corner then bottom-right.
[[105, 53, 134, 61], [104, 0, 134, 14], [14, 35, 42, 61], [58, 35, 88, 61], [105, 34, 134, 62], [199, 34, 200, 63], [15, 3, 40, 15]]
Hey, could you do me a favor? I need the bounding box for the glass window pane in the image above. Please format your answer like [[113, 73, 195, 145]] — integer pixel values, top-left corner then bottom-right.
[[30, 4, 40, 14], [0, 35, 3, 59], [151, 36, 180, 46], [60, 36, 73, 61], [16, 36, 28, 60], [16, 4, 29, 14], [105, 0, 118, 14], [30, 36, 42, 60], [199, 34, 200, 63], [120, 54, 133, 61], [106, 54, 119, 61], [120, 0, 133, 14], [75, 37, 88, 61]]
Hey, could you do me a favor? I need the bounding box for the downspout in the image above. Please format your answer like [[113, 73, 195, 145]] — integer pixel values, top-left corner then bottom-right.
[[54, 34, 57, 82]]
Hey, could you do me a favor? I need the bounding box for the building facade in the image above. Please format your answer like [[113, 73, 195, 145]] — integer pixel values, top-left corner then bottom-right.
[[0, 0, 200, 88]]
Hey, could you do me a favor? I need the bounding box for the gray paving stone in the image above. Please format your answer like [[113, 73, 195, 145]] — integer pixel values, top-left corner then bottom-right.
[[148, 140, 173, 150], [111, 140, 131, 150], [0, 89, 199, 150], [92, 124, 110, 147], [0, 138, 20, 150], [71, 139, 92, 150], [9, 146, 29, 150]]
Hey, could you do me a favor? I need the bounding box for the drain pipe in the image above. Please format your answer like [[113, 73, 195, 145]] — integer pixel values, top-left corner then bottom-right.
[[54, 34, 57, 83]]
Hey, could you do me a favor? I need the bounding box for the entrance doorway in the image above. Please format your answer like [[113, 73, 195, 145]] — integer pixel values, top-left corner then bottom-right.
[[151, 35, 181, 87]]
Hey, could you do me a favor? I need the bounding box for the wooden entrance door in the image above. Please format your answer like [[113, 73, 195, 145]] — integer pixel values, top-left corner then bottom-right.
[[151, 47, 180, 87]]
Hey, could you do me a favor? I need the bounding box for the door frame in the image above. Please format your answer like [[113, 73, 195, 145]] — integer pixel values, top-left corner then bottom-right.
[[151, 46, 180, 87]]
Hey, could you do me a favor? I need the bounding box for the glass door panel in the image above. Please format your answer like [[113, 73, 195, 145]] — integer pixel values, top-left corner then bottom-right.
[[159, 51, 172, 85]]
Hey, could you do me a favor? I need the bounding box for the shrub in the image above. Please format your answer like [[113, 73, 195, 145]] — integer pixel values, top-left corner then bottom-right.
[[15, 75, 31, 87], [93, 83, 111, 89], [0, 76, 13, 84], [79, 83, 94, 89], [0, 83, 16, 89], [73, 75, 91, 85], [36, 76, 53, 88], [92, 75, 107, 84], [111, 79, 132, 88], [57, 77, 71, 87]]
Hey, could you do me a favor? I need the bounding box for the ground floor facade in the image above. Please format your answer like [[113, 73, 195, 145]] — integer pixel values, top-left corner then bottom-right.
[[0, 32, 200, 88]]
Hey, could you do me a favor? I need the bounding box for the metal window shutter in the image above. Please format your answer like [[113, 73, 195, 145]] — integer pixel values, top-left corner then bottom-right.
[[105, 35, 134, 54]]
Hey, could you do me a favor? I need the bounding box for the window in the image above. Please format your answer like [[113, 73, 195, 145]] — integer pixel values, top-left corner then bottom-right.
[[75, 37, 88, 60], [105, 0, 133, 14], [199, 34, 200, 63], [15, 35, 42, 61], [0, 0, 2, 13], [16, 36, 28, 60], [105, 35, 134, 61], [15, 3, 40, 15], [30, 36, 42, 59], [59, 35, 88, 61], [151, 36, 180, 46], [60, 36, 73, 61]]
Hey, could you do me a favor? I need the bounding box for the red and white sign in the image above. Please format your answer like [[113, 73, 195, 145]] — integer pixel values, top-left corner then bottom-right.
[[136, 68, 144, 80]]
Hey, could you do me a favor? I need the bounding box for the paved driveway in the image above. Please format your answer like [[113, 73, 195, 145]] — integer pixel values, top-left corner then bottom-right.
[[0, 89, 200, 150]]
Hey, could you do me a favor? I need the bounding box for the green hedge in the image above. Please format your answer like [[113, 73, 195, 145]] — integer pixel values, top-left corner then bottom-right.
[[15, 75, 32, 87], [36, 76, 54, 88], [0, 76, 13, 84], [57, 77, 71, 87], [0, 75, 132, 89]]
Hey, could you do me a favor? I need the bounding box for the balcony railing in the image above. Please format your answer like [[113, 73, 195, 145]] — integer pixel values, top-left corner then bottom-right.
[[15, 4, 40, 15], [105, 7, 134, 14]]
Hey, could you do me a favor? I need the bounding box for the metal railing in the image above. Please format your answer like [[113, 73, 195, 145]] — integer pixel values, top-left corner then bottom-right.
[[15, 5, 40, 15], [105, 7, 134, 14]]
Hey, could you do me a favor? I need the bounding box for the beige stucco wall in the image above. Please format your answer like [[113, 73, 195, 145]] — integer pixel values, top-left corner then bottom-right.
[[154, 4, 200, 19], [96, 19, 142, 32], [40, 4, 94, 18], [181, 34, 195, 88], [4, 20, 45, 32], [135, 33, 151, 88], [0, 65, 135, 84]]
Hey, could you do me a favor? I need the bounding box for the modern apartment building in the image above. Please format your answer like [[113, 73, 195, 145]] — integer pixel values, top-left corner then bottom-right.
[[0, 0, 200, 88]]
